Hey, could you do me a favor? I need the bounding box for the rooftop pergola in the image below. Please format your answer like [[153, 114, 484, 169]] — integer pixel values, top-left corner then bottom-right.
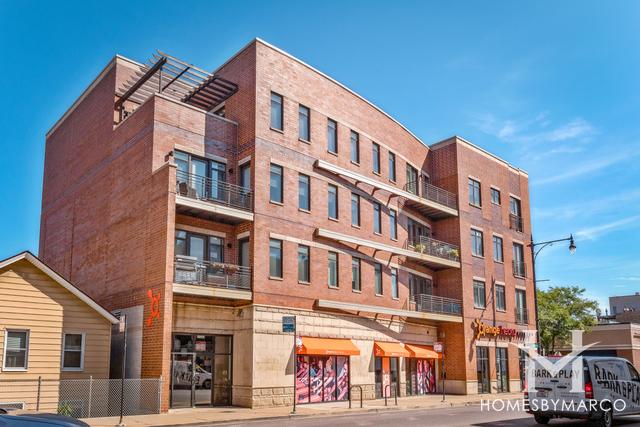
[[115, 50, 238, 121]]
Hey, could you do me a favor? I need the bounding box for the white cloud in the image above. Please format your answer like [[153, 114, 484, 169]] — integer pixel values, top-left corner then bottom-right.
[[545, 118, 595, 142], [575, 215, 640, 241], [533, 188, 640, 220], [616, 276, 640, 281]]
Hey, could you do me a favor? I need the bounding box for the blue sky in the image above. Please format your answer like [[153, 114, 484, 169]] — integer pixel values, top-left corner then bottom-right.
[[1, 1, 638, 310]]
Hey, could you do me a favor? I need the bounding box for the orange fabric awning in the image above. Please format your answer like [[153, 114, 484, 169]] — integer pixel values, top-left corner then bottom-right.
[[374, 341, 411, 357], [405, 343, 442, 359], [297, 337, 360, 356]]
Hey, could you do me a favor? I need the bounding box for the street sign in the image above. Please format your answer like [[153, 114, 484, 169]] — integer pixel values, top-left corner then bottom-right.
[[282, 316, 296, 333], [434, 342, 443, 353]]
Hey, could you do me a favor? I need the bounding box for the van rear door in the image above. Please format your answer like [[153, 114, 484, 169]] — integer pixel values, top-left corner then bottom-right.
[[529, 356, 587, 413]]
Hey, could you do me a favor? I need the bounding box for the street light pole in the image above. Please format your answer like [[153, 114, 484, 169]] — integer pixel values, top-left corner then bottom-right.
[[528, 234, 576, 354]]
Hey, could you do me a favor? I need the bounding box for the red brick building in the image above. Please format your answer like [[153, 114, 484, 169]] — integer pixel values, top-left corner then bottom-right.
[[39, 39, 536, 409]]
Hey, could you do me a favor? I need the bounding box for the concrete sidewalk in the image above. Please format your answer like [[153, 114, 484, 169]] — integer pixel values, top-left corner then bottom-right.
[[85, 392, 524, 426]]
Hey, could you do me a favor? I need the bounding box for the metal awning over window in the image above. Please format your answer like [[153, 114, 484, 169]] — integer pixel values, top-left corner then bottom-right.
[[115, 50, 238, 121]]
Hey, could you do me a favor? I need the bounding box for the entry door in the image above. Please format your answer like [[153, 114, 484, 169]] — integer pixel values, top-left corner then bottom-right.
[[407, 219, 429, 245], [476, 347, 490, 393], [209, 160, 226, 201], [190, 158, 208, 199], [239, 238, 250, 267], [171, 352, 196, 408], [496, 348, 509, 393]]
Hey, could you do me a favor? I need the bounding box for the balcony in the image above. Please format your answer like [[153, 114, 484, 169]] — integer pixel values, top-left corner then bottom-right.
[[515, 308, 529, 325], [172, 256, 252, 300], [513, 261, 526, 278], [404, 179, 458, 219], [316, 299, 462, 323], [314, 160, 457, 219], [509, 214, 523, 232], [406, 235, 460, 263], [315, 228, 460, 270], [175, 171, 253, 224], [410, 294, 462, 316]]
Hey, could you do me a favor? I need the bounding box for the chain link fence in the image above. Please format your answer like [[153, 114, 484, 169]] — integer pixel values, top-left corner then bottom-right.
[[0, 377, 163, 418]]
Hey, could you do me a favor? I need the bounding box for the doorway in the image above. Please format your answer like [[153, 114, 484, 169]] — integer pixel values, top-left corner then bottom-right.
[[476, 347, 490, 394], [375, 357, 399, 398]]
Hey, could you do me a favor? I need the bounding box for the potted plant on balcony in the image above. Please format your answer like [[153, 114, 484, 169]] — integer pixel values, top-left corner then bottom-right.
[[413, 243, 426, 253], [448, 248, 459, 259]]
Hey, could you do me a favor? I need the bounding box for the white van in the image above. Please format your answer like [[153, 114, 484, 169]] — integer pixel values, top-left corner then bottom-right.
[[525, 356, 640, 426]]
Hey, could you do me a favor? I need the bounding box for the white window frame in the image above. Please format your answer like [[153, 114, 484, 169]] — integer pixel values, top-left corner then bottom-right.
[[3, 329, 30, 371], [61, 332, 86, 372]]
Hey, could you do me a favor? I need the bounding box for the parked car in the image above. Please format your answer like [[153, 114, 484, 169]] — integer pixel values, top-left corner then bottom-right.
[[0, 412, 89, 426], [526, 356, 640, 427]]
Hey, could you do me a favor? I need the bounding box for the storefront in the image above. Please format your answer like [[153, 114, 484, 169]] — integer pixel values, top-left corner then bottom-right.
[[405, 344, 440, 395], [476, 346, 490, 393], [295, 337, 359, 404], [373, 342, 409, 398], [170, 333, 233, 408]]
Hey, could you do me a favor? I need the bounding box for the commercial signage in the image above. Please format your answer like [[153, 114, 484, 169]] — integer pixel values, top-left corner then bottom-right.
[[282, 316, 296, 333], [474, 319, 525, 341], [434, 342, 443, 353]]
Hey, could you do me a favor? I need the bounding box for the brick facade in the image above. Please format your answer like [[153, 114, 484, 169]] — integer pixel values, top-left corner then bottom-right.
[[40, 39, 536, 409]]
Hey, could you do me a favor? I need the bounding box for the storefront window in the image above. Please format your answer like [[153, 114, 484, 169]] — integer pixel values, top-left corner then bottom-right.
[[406, 358, 437, 395], [296, 355, 349, 404], [374, 357, 400, 398], [496, 347, 509, 393], [476, 347, 490, 394]]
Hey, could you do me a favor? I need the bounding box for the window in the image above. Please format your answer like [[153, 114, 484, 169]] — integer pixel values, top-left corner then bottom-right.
[[298, 174, 310, 211], [510, 196, 523, 232], [406, 165, 418, 195], [174, 230, 224, 263], [328, 184, 338, 219], [62, 333, 84, 370], [239, 162, 251, 190], [3, 330, 29, 370], [496, 284, 506, 311], [269, 239, 283, 278], [391, 268, 399, 299], [299, 105, 310, 141], [513, 243, 525, 277], [515, 289, 527, 324], [388, 152, 396, 181], [350, 131, 360, 163], [627, 363, 640, 382], [269, 164, 283, 203], [493, 235, 504, 262], [298, 245, 310, 283], [473, 280, 486, 308], [469, 178, 481, 206], [471, 229, 484, 257], [328, 252, 339, 288], [373, 202, 381, 234], [491, 187, 501, 205], [389, 209, 397, 240], [351, 258, 361, 291], [374, 263, 383, 295], [351, 193, 360, 226], [372, 143, 380, 174], [327, 118, 338, 153], [270, 92, 283, 131]]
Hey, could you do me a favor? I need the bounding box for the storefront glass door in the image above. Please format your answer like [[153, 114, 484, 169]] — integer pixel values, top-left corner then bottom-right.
[[171, 352, 195, 408], [496, 348, 509, 393], [375, 357, 399, 398], [476, 347, 490, 393]]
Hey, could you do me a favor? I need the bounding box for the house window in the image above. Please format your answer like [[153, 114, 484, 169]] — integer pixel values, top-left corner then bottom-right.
[[473, 280, 486, 308], [406, 165, 418, 195], [269, 164, 283, 203], [350, 131, 360, 163], [298, 174, 310, 211], [374, 263, 383, 295], [327, 118, 338, 153], [513, 243, 525, 277], [62, 333, 84, 370], [469, 178, 481, 206], [239, 162, 251, 190], [298, 245, 310, 283], [372, 143, 381, 174], [388, 152, 396, 181], [174, 230, 224, 263], [389, 209, 397, 240], [471, 229, 484, 257], [373, 202, 381, 234], [391, 268, 398, 299], [516, 289, 527, 324], [351, 258, 361, 291], [328, 184, 338, 219], [491, 188, 501, 205], [328, 251, 339, 288], [496, 284, 506, 311], [510, 196, 523, 232], [3, 330, 29, 370], [270, 92, 283, 131], [299, 105, 310, 141], [493, 235, 504, 262], [351, 193, 360, 226], [269, 239, 283, 278]]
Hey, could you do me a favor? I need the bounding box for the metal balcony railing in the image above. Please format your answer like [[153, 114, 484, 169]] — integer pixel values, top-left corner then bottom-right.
[[176, 170, 252, 212], [513, 260, 526, 278], [173, 256, 251, 290], [410, 293, 462, 315], [407, 235, 460, 262], [515, 308, 529, 325], [403, 179, 458, 210], [509, 214, 523, 232]]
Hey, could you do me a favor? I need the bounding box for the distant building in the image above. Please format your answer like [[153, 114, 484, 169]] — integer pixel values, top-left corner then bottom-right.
[[610, 292, 640, 315], [578, 323, 640, 368]]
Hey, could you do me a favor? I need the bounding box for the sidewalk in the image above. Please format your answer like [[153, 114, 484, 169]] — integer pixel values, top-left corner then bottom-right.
[[85, 392, 523, 426]]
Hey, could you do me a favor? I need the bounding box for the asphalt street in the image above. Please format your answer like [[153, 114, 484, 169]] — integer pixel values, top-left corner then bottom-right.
[[208, 404, 640, 427]]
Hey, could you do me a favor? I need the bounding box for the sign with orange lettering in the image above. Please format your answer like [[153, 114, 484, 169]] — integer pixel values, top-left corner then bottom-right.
[[473, 319, 524, 341], [146, 289, 161, 328]]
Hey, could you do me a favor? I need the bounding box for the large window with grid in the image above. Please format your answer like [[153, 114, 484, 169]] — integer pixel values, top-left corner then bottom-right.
[[473, 280, 486, 308], [469, 178, 481, 206], [471, 229, 484, 257]]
